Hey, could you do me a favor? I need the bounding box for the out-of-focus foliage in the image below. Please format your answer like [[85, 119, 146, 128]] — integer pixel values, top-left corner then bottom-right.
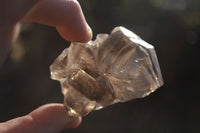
[[1, 0, 200, 133]]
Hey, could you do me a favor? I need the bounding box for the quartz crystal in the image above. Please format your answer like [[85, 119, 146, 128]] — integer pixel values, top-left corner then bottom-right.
[[50, 26, 164, 116]]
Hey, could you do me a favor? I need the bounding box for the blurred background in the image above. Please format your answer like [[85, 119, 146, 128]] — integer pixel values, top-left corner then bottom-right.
[[1, 0, 200, 133]]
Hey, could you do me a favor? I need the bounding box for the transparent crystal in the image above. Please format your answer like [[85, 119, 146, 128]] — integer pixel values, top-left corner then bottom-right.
[[50, 26, 164, 116]]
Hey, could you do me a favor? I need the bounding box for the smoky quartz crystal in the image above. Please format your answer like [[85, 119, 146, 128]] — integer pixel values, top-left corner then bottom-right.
[[50, 26, 163, 116]]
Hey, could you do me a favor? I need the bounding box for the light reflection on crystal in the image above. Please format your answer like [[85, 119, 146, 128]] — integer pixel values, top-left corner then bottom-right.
[[50, 26, 164, 116]]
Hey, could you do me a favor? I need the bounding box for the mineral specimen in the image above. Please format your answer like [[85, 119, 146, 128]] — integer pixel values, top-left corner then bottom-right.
[[50, 26, 163, 117]]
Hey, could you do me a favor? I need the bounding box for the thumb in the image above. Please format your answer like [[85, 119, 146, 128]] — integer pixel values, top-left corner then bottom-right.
[[23, 0, 92, 42], [0, 104, 81, 133]]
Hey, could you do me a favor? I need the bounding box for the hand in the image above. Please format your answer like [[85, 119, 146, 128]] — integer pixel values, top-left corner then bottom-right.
[[0, 0, 92, 132], [0, 104, 81, 133], [0, 0, 92, 65]]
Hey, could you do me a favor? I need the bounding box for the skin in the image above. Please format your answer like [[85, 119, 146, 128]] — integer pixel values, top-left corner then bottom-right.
[[0, 104, 82, 133], [0, 0, 92, 65], [0, 0, 92, 132]]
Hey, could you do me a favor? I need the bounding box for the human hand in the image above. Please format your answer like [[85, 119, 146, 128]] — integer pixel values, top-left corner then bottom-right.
[[0, 104, 81, 133], [0, 0, 92, 132], [0, 0, 92, 65]]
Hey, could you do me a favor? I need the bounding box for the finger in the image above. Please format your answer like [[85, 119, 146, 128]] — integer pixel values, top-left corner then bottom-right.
[[0, 104, 81, 133], [23, 0, 92, 42]]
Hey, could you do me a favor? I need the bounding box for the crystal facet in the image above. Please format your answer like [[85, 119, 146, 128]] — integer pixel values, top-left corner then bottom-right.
[[50, 26, 164, 116]]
